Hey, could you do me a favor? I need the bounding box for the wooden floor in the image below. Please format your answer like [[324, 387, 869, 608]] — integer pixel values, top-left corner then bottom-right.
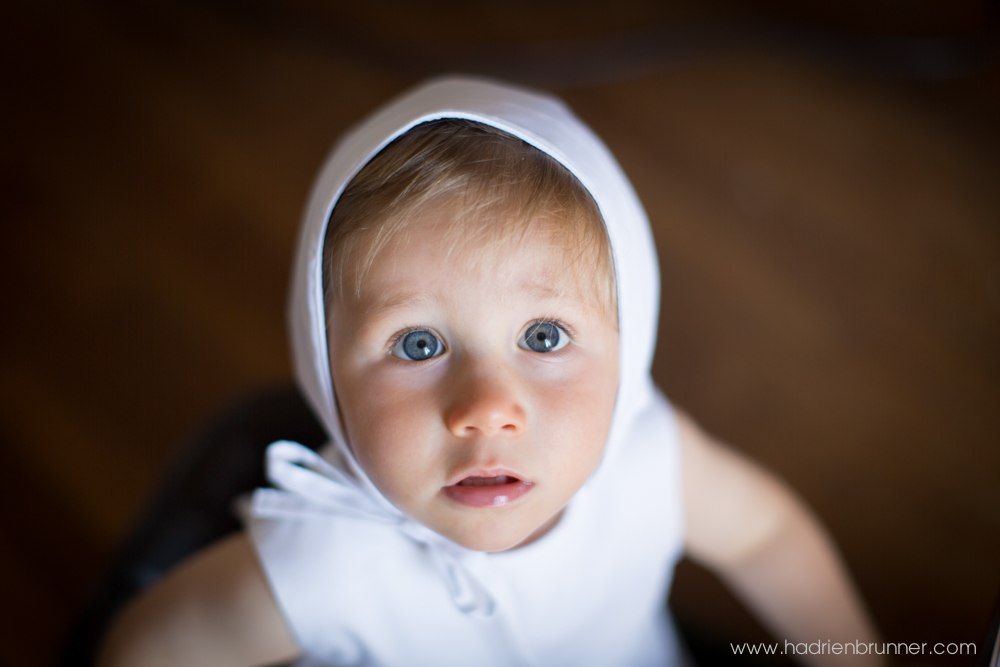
[[1, 1, 998, 665]]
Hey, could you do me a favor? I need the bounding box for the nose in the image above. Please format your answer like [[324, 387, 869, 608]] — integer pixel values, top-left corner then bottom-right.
[[445, 363, 526, 438]]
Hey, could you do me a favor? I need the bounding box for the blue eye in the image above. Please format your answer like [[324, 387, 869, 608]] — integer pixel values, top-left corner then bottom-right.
[[392, 329, 443, 361], [520, 322, 570, 353]]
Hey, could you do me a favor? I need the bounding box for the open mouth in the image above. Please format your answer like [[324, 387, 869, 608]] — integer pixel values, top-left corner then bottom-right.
[[457, 475, 515, 487], [443, 475, 532, 508]]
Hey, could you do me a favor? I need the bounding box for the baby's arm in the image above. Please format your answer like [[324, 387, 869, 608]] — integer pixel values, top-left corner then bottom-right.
[[678, 411, 884, 667], [97, 532, 299, 667]]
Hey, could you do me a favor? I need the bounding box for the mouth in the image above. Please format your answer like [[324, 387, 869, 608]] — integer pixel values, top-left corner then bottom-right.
[[442, 474, 533, 508]]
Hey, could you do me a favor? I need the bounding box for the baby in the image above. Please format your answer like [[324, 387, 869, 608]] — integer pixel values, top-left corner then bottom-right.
[[100, 78, 882, 666]]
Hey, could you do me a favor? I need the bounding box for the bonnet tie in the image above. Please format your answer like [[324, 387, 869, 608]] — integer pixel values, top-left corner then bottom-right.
[[250, 440, 497, 619]]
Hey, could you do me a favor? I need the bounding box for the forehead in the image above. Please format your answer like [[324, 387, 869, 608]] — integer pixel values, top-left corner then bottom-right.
[[353, 207, 605, 315]]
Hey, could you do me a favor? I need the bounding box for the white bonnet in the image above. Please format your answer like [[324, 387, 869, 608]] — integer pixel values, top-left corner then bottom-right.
[[287, 76, 660, 507]]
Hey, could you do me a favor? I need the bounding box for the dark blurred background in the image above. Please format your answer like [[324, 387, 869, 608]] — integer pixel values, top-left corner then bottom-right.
[[1, 1, 998, 665]]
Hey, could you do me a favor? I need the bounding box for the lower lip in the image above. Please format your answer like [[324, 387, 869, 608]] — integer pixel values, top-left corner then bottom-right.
[[442, 480, 533, 508]]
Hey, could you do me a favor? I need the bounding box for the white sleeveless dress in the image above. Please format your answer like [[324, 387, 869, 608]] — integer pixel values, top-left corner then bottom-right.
[[249, 391, 684, 667]]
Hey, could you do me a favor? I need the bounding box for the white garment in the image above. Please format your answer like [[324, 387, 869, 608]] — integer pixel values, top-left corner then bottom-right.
[[248, 76, 685, 666]]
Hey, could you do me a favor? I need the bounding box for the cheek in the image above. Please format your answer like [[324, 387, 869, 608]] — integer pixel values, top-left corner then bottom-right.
[[531, 356, 618, 477], [338, 368, 441, 495]]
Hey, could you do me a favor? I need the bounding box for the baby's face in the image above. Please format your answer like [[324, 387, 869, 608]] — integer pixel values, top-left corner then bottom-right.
[[328, 208, 619, 552]]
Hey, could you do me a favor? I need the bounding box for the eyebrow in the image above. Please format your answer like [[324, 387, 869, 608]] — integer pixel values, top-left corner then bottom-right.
[[518, 281, 577, 304], [360, 290, 435, 318]]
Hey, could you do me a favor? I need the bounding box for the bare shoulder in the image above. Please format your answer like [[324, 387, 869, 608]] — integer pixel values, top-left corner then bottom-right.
[[675, 409, 797, 568], [98, 531, 300, 667]]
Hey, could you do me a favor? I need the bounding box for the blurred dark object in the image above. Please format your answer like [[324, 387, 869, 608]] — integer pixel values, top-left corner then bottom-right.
[[52, 385, 327, 667]]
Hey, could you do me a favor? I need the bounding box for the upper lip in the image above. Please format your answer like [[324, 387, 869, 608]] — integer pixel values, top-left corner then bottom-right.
[[445, 467, 526, 486]]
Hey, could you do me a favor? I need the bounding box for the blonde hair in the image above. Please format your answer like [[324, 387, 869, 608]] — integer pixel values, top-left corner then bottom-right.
[[323, 119, 617, 320]]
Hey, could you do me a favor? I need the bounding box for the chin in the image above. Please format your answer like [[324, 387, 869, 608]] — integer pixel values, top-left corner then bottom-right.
[[444, 522, 534, 553]]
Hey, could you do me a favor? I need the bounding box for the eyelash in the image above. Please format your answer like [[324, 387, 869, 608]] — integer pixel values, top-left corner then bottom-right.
[[527, 317, 574, 337], [388, 326, 443, 355]]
